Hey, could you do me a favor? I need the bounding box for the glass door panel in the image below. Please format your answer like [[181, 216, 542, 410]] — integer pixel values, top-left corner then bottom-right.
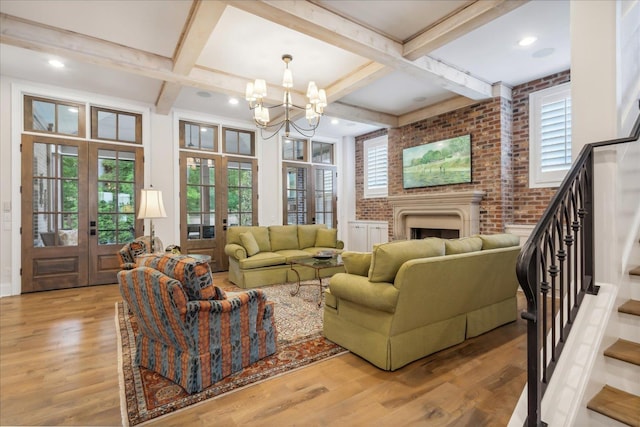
[[227, 160, 254, 227], [89, 144, 143, 285], [284, 164, 310, 224], [314, 167, 336, 228]]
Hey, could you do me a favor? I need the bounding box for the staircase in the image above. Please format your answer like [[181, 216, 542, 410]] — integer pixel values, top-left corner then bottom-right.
[[586, 255, 640, 426]]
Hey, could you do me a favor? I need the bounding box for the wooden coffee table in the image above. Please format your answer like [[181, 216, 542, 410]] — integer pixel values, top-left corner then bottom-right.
[[289, 256, 344, 307]]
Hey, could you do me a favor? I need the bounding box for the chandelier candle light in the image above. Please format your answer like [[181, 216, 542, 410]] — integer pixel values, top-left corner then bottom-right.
[[137, 188, 167, 253], [245, 54, 327, 139]]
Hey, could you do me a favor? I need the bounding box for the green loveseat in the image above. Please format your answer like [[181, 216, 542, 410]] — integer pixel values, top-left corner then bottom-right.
[[323, 233, 521, 371], [225, 224, 345, 288]]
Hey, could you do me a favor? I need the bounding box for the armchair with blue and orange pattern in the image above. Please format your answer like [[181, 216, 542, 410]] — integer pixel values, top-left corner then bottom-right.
[[117, 254, 277, 394]]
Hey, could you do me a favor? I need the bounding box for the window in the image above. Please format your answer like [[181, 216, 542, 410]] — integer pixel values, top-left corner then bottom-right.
[[312, 141, 333, 164], [529, 83, 572, 188], [282, 137, 307, 161], [24, 95, 85, 137], [363, 135, 388, 198], [223, 127, 254, 156], [180, 120, 217, 151], [91, 107, 142, 143]]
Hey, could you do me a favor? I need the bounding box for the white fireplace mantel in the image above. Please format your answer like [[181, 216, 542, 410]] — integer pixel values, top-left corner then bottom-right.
[[388, 191, 485, 239]]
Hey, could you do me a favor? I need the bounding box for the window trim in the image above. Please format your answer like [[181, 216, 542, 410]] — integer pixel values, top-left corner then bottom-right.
[[529, 82, 572, 188], [363, 135, 388, 198]]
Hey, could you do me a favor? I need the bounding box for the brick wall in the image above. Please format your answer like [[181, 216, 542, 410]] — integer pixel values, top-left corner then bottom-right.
[[355, 70, 570, 234], [512, 70, 571, 223]]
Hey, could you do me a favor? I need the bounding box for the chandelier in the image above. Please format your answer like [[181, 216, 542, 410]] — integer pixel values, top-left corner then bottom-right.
[[245, 54, 326, 139]]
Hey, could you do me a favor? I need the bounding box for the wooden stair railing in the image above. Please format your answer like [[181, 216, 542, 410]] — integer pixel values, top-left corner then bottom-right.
[[516, 109, 640, 427]]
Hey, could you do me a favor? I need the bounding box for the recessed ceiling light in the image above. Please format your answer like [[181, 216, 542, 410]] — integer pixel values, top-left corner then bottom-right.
[[68, 107, 78, 113], [413, 96, 427, 103], [201, 128, 207, 133], [228, 98, 239, 105], [196, 91, 211, 98], [518, 36, 537, 47], [48, 59, 65, 68], [331, 119, 339, 125], [533, 48, 555, 58]]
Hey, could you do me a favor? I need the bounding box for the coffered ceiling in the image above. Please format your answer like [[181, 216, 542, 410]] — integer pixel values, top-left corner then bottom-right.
[[0, 0, 570, 137]]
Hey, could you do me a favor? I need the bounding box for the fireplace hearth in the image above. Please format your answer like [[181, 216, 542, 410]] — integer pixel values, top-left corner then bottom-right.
[[389, 191, 485, 240]]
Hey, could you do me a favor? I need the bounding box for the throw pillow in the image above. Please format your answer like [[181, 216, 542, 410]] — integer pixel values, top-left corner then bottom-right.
[[341, 251, 372, 276], [298, 224, 323, 249], [58, 229, 78, 246], [444, 236, 483, 254], [315, 228, 337, 248], [368, 238, 445, 283], [240, 232, 260, 257], [478, 233, 520, 250], [128, 240, 147, 259]]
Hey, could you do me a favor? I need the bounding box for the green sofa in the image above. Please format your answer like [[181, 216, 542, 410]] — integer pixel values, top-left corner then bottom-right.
[[225, 224, 345, 288], [323, 233, 521, 371]]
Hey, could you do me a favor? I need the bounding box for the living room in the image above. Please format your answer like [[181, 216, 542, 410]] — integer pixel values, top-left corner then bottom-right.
[[1, 1, 639, 426]]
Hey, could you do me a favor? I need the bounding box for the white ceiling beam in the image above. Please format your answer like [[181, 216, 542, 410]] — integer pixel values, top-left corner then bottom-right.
[[398, 96, 479, 127], [325, 102, 397, 128], [0, 13, 175, 80], [403, 0, 529, 61], [156, 1, 227, 114], [224, 0, 493, 100]]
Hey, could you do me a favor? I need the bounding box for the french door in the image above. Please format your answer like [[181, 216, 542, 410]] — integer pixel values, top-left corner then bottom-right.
[[180, 152, 257, 272], [283, 162, 337, 227], [21, 135, 143, 292]]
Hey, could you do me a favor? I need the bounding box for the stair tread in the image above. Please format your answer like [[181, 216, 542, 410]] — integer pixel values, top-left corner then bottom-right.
[[587, 385, 640, 427], [604, 339, 640, 366], [630, 266, 640, 276], [619, 299, 640, 316]]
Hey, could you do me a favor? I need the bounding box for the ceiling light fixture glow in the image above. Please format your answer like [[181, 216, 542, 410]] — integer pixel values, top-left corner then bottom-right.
[[48, 59, 65, 68], [518, 36, 537, 47], [245, 54, 326, 139], [228, 98, 239, 105], [331, 119, 339, 125]]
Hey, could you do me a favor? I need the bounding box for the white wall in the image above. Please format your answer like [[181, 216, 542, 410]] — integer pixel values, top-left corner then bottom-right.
[[0, 77, 351, 296]]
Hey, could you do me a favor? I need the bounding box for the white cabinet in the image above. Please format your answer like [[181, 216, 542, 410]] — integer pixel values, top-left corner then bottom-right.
[[347, 221, 388, 252]]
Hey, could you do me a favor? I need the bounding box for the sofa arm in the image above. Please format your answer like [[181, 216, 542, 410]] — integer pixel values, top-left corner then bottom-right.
[[225, 243, 247, 260], [336, 240, 345, 250], [329, 273, 399, 313]]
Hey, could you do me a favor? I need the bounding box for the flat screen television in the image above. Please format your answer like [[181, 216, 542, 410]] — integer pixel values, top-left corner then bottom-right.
[[402, 134, 471, 189]]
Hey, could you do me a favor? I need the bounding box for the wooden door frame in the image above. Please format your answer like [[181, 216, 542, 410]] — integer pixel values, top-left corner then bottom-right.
[[88, 142, 144, 285], [21, 134, 89, 292]]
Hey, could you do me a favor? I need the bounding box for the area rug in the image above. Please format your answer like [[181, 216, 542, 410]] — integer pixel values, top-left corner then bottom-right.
[[116, 282, 347, 426]]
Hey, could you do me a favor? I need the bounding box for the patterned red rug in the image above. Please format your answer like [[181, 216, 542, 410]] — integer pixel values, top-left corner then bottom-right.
[[116, 283, 346, 426]]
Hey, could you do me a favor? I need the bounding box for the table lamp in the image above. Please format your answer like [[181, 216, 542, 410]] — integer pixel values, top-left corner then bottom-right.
[[137, 187, 166, 253]]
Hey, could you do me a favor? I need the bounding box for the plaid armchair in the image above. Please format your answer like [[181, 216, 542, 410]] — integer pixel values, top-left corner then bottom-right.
[[116, 236, 163, 269], [117, 254, 277, 394]]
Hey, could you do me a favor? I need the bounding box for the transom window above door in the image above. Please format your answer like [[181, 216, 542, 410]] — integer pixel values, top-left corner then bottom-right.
[[180, 120, 218, 151]]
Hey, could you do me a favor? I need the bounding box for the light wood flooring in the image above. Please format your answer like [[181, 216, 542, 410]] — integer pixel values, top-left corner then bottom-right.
[[1, 273, 528, 426]]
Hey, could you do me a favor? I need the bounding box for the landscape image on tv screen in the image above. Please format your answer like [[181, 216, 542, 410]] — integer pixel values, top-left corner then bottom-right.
[[402, 134, 471, 189]]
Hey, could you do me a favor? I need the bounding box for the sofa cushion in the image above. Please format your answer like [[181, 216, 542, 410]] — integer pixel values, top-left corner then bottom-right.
[[240, 231, 260, 256], [269, 225, 299, 251], [445, 236, 483, 255], [298, 224, 324, 249], [479, 233, 520, 250], [275, 249, 313, 262], [341, 251, 372, 276], [138, 254, 224, 300], [239, 252, 287, 269], [315, 228, 337, 248], [368, 238, 445, 283]]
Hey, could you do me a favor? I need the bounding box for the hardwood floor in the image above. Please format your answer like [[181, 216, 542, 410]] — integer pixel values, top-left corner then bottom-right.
[[1, 273, 528, 426]]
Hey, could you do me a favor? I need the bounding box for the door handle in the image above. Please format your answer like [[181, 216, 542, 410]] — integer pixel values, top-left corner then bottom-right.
[[90, 229, 96, 236]]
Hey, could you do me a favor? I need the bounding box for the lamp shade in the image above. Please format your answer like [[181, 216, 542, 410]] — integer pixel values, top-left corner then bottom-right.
[[137, 188, 167, 219]]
